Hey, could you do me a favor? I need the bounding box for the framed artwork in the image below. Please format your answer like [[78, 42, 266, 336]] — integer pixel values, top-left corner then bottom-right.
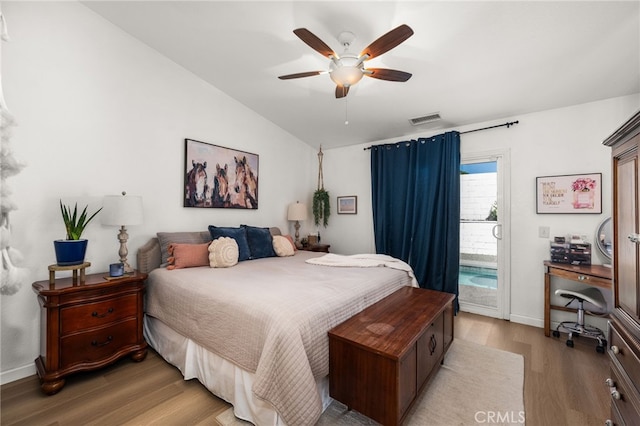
[[536, 173, 601, 214], [184, 139, 259, 209], [337, 196, 357, 214]]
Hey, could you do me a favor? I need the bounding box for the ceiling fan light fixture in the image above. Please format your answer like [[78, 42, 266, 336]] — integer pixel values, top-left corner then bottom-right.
[[330, 65, 364, 87], [280, 25, 413, 98]]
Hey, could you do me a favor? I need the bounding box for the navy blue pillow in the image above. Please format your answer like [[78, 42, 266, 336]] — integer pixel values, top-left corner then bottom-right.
[[208, 226, 251, 261], [242, 225, 276, 259]]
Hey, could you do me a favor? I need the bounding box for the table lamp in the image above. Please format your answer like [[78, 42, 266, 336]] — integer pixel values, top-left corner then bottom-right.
[[101, 191, 143, 274], [287, 201, 307, 249]]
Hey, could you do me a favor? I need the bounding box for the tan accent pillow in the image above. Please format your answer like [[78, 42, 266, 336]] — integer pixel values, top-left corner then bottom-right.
[[282, 234, 297, 251], [273, 235, 295, 257], [209, 237, 239, 268], [157, 231, 211, 265], [166, 242, 210, 270]]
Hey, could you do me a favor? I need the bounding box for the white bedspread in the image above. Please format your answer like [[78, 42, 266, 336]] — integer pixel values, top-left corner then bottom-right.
[[145, 251, 416, 426], [305, 253, 419, 287]]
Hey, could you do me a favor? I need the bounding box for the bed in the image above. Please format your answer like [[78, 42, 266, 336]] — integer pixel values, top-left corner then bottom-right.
[[137, 227, 417, 426]]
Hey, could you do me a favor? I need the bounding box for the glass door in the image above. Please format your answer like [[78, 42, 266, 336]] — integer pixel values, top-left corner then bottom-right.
[[459, 150, 510, 319]]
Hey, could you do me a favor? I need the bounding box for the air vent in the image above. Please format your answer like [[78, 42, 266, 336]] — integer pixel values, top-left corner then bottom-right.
[[409, 113, 441, 126]]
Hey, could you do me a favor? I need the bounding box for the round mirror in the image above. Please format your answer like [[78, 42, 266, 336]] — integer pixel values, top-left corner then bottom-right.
[[595, 217, 613, 260]]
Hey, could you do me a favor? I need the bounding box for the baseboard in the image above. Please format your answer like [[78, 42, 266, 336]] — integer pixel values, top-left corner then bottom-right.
[[509, 314, 543, 328], [0, 363, 36, 385]]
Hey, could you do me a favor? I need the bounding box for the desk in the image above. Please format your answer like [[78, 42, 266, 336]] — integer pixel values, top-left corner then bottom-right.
[[544, 261, 612, 337]]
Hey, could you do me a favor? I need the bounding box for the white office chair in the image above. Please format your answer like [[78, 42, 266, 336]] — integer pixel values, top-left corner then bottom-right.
[[552, 287, 607, 353]]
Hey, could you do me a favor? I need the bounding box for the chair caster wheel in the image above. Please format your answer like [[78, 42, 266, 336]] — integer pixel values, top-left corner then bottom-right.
[[566, 339, 574, 348], [596, 345, 605, 354], [552, 330, 560, 338]]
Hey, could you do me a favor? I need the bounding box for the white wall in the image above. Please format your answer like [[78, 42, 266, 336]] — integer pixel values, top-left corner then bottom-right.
[[320, 94, 639, 328], [0, 2, 315, 383]]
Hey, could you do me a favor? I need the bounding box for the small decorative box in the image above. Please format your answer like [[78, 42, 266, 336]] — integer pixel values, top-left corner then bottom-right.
[[109, 263, 124, 277]]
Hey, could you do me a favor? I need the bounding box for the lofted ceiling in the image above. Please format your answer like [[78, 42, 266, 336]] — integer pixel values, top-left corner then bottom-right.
[[83, 1, 640, 149]]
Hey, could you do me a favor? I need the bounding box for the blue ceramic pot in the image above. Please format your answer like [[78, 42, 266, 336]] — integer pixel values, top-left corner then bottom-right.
[[54, 239, 88, 266]]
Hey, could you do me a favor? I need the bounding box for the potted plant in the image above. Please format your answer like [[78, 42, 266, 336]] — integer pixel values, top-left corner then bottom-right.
[[54, 201, 102, 266], [313, 188, 330, 227]]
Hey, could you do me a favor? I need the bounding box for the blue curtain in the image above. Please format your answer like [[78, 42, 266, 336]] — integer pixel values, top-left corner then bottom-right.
[[371, 131, 460, 309]]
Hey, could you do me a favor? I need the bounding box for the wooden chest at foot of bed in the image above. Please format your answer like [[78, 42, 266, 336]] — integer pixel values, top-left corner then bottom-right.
[[328, 287, 455, 426]]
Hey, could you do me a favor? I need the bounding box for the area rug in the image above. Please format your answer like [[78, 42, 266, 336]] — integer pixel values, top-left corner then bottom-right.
[[216, 339, 525, 426]]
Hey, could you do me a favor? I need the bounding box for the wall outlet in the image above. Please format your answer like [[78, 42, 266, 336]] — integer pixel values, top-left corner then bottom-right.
[[539, 226, 550, 239]]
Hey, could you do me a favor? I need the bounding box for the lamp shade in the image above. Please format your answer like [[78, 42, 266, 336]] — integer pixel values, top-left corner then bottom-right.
[[287, 202, 307, 221], [101, 193, 143, 226]]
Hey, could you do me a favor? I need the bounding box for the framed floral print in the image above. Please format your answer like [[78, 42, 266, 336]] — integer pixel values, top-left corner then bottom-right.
[[536, 173, 601, 214]]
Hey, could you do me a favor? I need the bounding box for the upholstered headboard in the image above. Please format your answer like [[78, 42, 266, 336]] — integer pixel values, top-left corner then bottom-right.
[[136, 227, 282, 274]]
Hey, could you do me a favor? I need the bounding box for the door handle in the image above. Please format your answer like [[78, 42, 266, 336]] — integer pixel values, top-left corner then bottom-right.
[[492, 224, 502, 240]]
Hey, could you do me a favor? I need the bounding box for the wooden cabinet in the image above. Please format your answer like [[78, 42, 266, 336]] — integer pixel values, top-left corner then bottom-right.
[[328, 287, 455, 426], [32, 271, 148, 395], [603, 110, 640, 425], [300, 243, 330, 253]]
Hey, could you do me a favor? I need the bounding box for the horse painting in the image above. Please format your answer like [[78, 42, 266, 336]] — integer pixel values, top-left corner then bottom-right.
[[184, 139, 259, 209], [233, 156, 258, 209], [212, 163, 231, 207], [185, 160, 208, 207]]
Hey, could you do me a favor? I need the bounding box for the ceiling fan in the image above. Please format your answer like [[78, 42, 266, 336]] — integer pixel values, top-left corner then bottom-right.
[[278, 24, 414, 98]]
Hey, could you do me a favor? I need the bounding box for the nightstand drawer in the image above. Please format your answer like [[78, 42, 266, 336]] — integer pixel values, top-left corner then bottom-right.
[[60, 294, 137, 334], [33, 270, 147, 395], [61, 318, 138, 367]]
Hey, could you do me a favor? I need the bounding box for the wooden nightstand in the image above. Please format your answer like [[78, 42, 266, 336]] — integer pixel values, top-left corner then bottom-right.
[[301, 243, 330, 253], [32, 270, 148, 395]]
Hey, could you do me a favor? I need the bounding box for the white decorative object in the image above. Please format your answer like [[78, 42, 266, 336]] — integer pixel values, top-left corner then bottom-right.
[[272, 235, 294, 257], [0, 108, 28, 295], [209, 237, 239, 268], [0, 11, 28, 295]]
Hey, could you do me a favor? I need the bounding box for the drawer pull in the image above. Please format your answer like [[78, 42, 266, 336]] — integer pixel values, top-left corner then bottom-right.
[[91, 308, 114, 318], [606, 378, 621, 400], [577, 275, 587, 281], [605, 420, 613, 426], [629, 233, 640, 244], [611, 345, 620, 355], [429, 334, 437, 355], [91, 336, 113, 347]]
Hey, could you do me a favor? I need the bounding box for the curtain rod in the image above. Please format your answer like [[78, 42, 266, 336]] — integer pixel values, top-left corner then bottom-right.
[[363, 120, 519, 150], [460, 120, 519, 134]]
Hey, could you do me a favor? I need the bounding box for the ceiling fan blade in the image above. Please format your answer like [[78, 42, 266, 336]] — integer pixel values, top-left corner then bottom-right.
[[335, 85, 350, 98], [293, 28, 337, 59], [278, 71, 324, 80], [359, 24, 414, 61], [364, 68, 412, 82]]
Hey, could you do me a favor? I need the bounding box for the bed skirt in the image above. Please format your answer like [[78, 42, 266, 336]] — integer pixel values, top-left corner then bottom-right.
[[143, 315, 332, 425]]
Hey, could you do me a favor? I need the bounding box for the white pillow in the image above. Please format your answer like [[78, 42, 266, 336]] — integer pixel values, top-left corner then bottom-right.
[[273, 235, 295, 257], [208, 237, 239, 268]]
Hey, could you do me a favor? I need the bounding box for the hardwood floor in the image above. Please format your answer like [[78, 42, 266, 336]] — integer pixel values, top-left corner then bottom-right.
[[1, 312, 610, 425], [456, 312, 610, 426]]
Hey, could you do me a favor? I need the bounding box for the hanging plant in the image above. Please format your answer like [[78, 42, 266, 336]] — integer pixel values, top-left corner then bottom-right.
[[313, 146, 330, 227], [313, 188, 330, 227]]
